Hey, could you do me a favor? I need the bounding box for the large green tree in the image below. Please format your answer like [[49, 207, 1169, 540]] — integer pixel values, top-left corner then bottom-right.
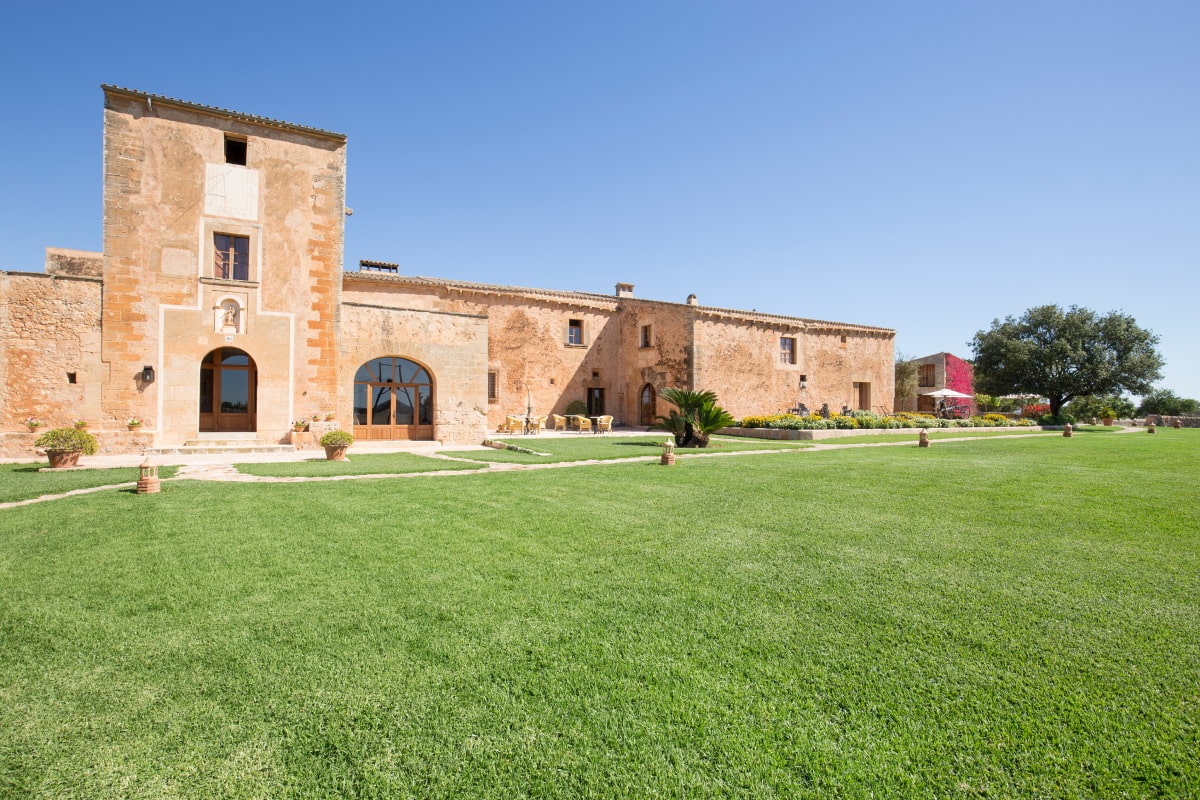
[[1136, 389, 1199, 417], [970, 305, 1162, 416]]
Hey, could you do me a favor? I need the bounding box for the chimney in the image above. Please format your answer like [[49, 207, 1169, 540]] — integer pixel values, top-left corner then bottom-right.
[[615, 282, 634, 298], [686, 293, 698, 305]]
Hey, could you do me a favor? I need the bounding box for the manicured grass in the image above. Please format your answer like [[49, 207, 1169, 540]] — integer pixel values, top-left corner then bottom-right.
[[441, 434, 811, 463], [234, 452, 487, 477], [813, 428, 1053, 444], [1, 430, 1197, 797], [0, 462, 179, 504]]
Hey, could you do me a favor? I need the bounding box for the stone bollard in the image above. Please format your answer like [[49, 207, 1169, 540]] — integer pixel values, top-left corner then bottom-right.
[[661, 439, 676, 465], [1147, 422, 1156, 434], [1090, 417, 1098, 426], [1063, 423, 1073, 437], [918, 429, 930, 448], [1174, 419, 1182, 429]]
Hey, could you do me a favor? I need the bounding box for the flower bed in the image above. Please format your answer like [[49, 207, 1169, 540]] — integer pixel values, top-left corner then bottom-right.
[[735, 410, 1039, 433]]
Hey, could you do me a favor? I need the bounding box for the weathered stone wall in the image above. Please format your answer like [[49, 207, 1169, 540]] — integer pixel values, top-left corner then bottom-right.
[[338, 303, 489, 444], [100, 88, 346, 445], [45, 248, 103, 278], [693, 319, 894, 418], [616, 298, 695, 425], [0, 272, 104, 456]]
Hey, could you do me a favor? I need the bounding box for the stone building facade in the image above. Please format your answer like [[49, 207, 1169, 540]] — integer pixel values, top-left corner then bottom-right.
[[894, 352, 975, 415], [0, 88, 894, 457]]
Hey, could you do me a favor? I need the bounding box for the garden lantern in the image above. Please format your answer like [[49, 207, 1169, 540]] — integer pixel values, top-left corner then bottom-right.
[[661, 439, 676, 465], [1063, 423, 1073, 437], [137, 457, 161, 494]]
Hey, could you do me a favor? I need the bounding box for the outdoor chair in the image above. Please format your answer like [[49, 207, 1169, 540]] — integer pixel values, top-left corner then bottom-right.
[[527, 415, 547, 434], [552, 414, 568, 431], [596, 415, 613, 433], [573, 415, 592, 433], [503, 415, 524, 433]]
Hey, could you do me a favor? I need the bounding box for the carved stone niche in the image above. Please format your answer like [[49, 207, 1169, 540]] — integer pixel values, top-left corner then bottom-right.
[[214, 298, 244, 335]]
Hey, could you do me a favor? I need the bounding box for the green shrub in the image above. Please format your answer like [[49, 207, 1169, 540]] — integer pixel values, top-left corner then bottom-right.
[[34, 427, 99, 455], [319, 430, 354, 447], [1038, 413, 1076, 426], [565, 400, 587, 416]]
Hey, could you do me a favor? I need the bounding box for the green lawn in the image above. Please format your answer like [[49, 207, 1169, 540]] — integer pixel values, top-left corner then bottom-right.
[[1, 430, 1197, 798], [442, 434, 811, 463], [812, 428, 1051, 444], [235, 452, 488, 478], [0, 462, 179, 504]]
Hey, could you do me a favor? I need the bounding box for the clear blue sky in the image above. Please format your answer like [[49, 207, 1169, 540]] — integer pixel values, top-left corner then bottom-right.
[[2, 0, 1196, 400]]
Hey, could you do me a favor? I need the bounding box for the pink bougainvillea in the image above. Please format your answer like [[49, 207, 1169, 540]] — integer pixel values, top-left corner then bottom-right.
[[944, 353, 975, 416]]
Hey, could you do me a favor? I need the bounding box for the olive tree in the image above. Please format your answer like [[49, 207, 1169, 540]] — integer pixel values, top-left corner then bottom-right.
[[971, 305, 1162, 417]]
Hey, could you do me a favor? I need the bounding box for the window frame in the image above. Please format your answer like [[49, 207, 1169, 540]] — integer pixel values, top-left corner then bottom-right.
[[566, 318, 586, 347], [640, 324, 653, 349], [780, 336, 796, 364]]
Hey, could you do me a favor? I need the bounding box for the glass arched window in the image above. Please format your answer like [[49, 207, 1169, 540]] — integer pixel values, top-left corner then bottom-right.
[[353, 357, 434, 440]]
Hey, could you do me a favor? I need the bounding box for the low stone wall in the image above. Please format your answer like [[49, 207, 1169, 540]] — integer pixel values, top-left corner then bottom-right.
[[717, 425, 1046, 441], [0, 430, 155, 460], [1136, 416, 1200, 429]]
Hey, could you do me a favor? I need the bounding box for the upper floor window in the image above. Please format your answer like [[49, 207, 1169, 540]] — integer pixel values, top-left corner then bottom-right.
[[780, 337, 796, 364], [567, 319, 584, 346], [214, 234, 250, 281], [918, 364, 935, 387], [487, 371, 498, 402], [640, 325, 653, 348], [224, 135, 248, 166]]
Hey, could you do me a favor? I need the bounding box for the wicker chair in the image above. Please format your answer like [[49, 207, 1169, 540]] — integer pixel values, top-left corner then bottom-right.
[[552, 414, 569, 431], [527, 415, 547, 434], [596, 415, 613, 434], [502, 415, 524, 434], [572, 415, 592, 433]]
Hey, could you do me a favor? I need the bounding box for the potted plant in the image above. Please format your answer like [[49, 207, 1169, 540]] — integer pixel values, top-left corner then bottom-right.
[[292, 419, 308, 432], [24, 417, 44, 433], [72, 419, 89, 430], [319, 429, 354, 461], [35, 427, 99, 468], [1099, 408, 1116, 426], [126, 417, 143, 431], [311, 413, 321, 422], [324, 412, 336, 421]]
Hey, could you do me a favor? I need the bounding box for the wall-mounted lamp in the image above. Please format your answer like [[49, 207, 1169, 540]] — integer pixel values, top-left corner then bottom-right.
[[141, 366, 155, 383]]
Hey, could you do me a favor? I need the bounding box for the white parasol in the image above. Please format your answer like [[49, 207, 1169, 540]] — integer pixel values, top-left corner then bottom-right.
[[920, 388, 974, 398]]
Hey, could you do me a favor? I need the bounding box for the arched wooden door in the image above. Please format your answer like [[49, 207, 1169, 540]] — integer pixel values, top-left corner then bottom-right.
[[199, 347, 257, 432], [639, 384, 657, 426], [353, 356, 434, 440]]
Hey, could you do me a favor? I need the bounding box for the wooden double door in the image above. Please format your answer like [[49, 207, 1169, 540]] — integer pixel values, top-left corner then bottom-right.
[[199, 348, 257, 432]]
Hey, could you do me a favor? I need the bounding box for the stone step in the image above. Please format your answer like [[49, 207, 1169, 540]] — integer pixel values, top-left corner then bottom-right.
[[182, 439, 275, 447], [144, 444, 296, 456]]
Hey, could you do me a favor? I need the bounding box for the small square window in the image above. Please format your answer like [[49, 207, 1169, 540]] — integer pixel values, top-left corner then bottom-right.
[[224, 135, 247, 166], [567, 319, 584, 346], [780, 337, 796, 364], [592, 370, 601, 380], [640, 325, 652, 348], [214, 233, 250, 281], [66, 372, 77, 384]]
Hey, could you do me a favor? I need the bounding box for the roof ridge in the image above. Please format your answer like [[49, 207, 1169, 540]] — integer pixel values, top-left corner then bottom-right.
[[345, 270, 894, 333], [101, 85, 346, 141]]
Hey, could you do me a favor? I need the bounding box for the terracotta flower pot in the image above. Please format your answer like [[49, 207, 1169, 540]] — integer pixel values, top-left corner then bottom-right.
[[127, 424, 142, 432], [1102, 418, 1114, 427], [324, 445, 348, 461], [46, 450, 81, 468]]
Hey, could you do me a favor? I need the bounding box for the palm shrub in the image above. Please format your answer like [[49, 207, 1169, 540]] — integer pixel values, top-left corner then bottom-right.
[[651, 388, 735, 448]]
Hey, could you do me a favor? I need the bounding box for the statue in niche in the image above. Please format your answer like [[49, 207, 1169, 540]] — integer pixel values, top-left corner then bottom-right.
[[216, 300, 241, 333]]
